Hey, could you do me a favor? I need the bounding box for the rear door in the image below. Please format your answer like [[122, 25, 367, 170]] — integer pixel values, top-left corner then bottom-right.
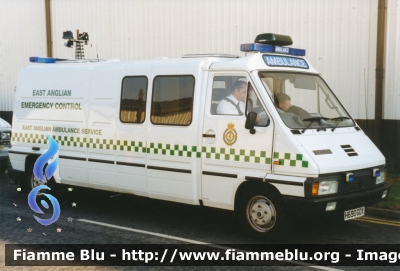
[[116, 66, 151, 197], [146, 72, 198, 204]]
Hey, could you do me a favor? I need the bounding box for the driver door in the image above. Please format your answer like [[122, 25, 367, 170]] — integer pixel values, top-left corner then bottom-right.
[[201, 72, 274, 210]]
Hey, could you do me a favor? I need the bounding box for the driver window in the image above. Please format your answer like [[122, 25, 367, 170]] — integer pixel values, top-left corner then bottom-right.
[[210, 76, 247, 116]]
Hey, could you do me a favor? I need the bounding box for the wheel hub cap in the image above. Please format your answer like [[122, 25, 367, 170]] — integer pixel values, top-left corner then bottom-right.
[[247, 196, 276, 232]]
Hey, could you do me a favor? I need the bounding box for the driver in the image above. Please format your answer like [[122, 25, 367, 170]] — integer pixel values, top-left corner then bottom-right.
[[216, 81, 247, 115], [275, 93, 311, 120]]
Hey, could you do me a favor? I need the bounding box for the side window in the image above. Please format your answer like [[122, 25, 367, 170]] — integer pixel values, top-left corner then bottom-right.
[[151, 75, 195, 126], [246, 83, 269, 126], [120, 76, 147, 123], [211, 76, 247, 115]]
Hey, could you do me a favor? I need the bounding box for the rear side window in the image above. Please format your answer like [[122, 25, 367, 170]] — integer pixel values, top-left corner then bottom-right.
[[151, 75, 195, 126], [120, 76, 147, 123]]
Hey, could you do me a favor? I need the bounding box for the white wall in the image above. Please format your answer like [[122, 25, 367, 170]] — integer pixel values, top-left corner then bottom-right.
[[1, 0, 390, 122], [48, 0, 379, 119], [0, 0, 47, 111]]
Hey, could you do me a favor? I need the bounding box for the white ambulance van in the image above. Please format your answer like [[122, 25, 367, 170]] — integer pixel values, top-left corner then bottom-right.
[[9, 33, 390, 237], [0, 117, 12, 174]]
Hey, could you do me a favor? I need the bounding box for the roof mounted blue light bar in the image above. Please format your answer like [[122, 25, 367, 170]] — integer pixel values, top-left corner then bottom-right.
[[240, 43, 306, 57], [241, 44, 274, 53], [29, 56, 58, 63]]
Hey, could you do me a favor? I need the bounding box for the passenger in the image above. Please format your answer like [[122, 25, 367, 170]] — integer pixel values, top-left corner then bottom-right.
[[216, 81, 247, 115], [275, 93, 311, 120]]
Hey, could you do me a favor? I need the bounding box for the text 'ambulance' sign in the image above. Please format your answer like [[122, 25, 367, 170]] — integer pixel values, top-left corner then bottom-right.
[[263, 55, 309, 69]]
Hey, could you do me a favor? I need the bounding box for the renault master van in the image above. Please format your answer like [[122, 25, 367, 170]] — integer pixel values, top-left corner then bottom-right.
[[9, 33, 390, 237]]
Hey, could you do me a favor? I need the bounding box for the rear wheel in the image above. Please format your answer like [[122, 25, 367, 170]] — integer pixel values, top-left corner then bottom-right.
[[238, 185, 285, 238], [21, 163, 47, 193], [29, 171, 47, 189]]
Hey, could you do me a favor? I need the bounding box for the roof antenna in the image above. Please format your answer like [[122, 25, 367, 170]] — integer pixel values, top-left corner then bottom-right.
[[62, 29, 89, 59]]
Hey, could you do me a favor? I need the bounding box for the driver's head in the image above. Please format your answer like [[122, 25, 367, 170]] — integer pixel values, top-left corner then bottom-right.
[[276, 93, 292, 111], [231, 81, 247, 102]]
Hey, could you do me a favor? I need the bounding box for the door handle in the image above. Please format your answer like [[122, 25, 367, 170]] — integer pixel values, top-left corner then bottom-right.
[[203, 129, 216, 143]]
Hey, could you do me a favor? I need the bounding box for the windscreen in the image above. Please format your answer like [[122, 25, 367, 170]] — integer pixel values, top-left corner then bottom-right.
[[259, 72, 355, 130]]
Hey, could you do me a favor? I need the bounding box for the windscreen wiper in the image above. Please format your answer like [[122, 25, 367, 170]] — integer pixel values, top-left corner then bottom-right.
[[330, 117, 350, 132], [302, 117, 330, 133]]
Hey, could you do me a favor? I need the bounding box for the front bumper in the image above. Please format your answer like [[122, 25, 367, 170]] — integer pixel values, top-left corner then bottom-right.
[[282, 183, 390, 215]]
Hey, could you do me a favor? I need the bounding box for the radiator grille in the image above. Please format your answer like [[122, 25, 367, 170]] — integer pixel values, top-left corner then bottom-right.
[[338, 169, 377, 194]]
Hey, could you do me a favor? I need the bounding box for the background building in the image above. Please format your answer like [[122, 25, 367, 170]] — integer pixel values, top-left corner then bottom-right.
[[1, 0, 399, 171]]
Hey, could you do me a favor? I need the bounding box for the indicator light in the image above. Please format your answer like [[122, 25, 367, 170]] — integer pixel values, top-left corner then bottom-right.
[[312, 183, 319, 196]]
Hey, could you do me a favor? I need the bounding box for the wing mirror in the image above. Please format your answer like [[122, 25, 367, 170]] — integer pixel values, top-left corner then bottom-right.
[[245, 112, 257, 134]]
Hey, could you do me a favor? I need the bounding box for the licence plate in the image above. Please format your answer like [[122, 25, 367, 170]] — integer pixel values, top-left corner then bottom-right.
[[344, 206, 365, 221], [0, 145, 3, 151]]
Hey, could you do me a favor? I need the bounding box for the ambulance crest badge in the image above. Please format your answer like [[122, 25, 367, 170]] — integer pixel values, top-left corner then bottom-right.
[[223, 123, 237, 146]]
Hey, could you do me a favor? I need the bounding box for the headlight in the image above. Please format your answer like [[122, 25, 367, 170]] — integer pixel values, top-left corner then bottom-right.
[[376, 171, 385, 184], [1, 132, 11, 140], [312, 180, 339, 196]]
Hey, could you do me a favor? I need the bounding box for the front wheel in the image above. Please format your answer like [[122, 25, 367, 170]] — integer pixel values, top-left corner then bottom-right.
[[238, 185, 285, 238]]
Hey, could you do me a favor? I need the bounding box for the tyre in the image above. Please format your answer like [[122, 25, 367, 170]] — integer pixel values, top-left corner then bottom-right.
[[238, 184, 285, 238]]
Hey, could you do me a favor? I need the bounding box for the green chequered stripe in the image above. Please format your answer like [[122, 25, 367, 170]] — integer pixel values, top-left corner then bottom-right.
[[147, 144, 270, 164], [273, 152, 309, 168], [147, 142, 202, 158], [202, 146, 271, 164], [11, 133, 48, 144], [55, 136, 148, 152], [12, 133, 147, 152], [11, 133, 308, 167]]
